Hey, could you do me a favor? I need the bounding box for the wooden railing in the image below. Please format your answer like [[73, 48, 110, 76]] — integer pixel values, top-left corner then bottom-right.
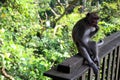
[[44, 31, 120, 80]]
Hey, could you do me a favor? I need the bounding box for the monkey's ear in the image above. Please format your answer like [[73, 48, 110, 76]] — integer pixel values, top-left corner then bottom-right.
[[86, 13, 90, 17]]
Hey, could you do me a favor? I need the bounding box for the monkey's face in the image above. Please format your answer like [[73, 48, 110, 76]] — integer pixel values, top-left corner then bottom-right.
[[86, 12, 99, 27], [91, 17, 99, 27]]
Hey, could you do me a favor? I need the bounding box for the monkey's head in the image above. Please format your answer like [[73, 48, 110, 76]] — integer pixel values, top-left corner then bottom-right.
[[86, 12, 99, 27]]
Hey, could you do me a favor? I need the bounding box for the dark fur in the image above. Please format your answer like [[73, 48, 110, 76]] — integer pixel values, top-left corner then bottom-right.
[[72, 12, 100, 74]]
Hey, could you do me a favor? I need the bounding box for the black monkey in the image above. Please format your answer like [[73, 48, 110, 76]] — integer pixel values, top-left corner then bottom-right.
[[72, 12, 102, 74]]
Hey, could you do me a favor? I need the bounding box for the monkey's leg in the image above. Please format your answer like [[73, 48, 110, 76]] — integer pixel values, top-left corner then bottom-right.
[[88, 41, 100, 67], [78, 45, 99, 74]]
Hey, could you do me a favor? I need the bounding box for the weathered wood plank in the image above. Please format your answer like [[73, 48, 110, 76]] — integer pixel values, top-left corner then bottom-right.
[[119, 61, 120, 80], [111, 49, 117, 80], [101, 57, 107, 80], [115, 46, 120, 80], [99, 31, 120, 47], [106, 52, 112, 80], [57, 54, 83, 73], [88, 68, 93, 80], [44, 32, 120, 80], [95, 70, 100, 80], [99, 36, 120, 58], [79, 74, 86, 80], [44, 65, 89, 80]]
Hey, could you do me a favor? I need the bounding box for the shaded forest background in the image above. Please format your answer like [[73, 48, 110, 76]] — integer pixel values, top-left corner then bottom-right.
[[0, 0, 120, 80]]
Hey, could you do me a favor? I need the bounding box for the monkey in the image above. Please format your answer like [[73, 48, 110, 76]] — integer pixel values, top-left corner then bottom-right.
[[72, 12, 103, 74]]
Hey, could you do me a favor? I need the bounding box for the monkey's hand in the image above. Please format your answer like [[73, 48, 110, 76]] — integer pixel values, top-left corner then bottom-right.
[[95, 25, 99, 31], [90, 25, 99, 37]]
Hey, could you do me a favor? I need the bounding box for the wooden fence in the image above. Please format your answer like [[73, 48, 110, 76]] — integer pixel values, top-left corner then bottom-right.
[[44, 31, 120, 80]]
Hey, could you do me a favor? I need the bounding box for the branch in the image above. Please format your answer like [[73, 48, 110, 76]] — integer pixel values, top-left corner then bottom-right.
[[50, 7, 58, 16], [45, 12, 48, 20], [1, 67, 14, 80], [0, 54, 14, 80], [56, 0, 63, 7], [54, 0, 79, 24]]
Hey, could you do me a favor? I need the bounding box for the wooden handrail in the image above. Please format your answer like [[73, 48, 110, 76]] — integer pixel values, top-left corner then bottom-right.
[[44, 31, 120, 80]]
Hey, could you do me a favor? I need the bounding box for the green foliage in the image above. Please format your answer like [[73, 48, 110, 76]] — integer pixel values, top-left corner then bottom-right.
[[99, 2, 120, 22], [0, 0, 51, 80], [99, 21, 120, 36]]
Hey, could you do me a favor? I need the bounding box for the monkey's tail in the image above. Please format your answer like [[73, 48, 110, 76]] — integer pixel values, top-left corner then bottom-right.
[[97, 40, 104, 46]]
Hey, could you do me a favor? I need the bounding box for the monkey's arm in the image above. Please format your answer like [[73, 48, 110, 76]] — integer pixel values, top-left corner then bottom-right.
[[90, 26, 99, 37]]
